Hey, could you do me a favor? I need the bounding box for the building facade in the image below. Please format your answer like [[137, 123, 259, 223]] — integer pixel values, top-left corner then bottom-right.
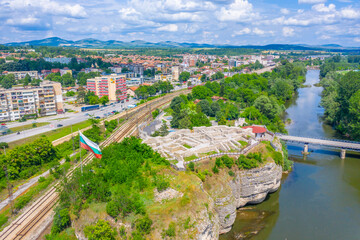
[[3, 71, 39, 80], [86, 74, 127, 102], [0, 81, 64, 122]]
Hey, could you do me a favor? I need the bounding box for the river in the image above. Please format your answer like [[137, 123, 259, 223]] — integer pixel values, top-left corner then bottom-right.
[[221, 70, 360, 240]]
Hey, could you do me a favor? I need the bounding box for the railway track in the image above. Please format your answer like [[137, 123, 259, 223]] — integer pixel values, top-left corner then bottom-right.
[[0, 90, 188, 240]]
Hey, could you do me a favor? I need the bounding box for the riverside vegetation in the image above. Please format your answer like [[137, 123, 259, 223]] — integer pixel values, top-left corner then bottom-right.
[[168, 60, 307, 133], [320, 56, 360, 139]]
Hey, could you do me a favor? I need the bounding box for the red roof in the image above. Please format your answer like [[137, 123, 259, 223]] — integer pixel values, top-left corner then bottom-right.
[[242, 126, 267, 134]]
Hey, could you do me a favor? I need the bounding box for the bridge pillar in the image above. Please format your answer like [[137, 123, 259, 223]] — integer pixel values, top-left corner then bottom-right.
[[303, 143, 309, 153], [340, 149, 346, 159]]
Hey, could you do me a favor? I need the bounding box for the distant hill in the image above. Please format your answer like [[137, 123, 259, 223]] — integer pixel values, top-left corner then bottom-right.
[[3, 37, 360, 52]]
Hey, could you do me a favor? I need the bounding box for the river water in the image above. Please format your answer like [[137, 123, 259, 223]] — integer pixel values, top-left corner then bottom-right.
[[221, 70, 360, 240]]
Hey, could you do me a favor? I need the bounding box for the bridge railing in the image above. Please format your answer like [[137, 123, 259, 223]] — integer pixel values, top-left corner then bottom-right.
[[275, 133, 360, 145]]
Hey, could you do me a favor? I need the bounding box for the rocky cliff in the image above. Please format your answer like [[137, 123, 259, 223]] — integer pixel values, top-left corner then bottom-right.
[[204, 161, 282, 236]]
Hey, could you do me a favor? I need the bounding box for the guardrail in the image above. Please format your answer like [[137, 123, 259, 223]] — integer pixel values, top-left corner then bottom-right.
[[184, 142, 260, 165], [275, 133, 360, 145]]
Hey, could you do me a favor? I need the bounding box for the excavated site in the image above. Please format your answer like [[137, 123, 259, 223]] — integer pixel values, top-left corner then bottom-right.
[[142, 126, 255, 169]]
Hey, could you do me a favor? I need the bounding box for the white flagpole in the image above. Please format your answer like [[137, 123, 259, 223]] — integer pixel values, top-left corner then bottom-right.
[[79, 129, 82, 174]]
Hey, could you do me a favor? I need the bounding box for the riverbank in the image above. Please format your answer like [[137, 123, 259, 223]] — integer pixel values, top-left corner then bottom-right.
[[221, 70, 360, 240]]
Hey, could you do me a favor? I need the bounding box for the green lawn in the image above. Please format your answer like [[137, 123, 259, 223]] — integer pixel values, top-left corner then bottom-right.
[[184, 155, 198, 162], [8, 120, 92, 149], [183, 144, 192, 149], [9, 122, 50, 133]]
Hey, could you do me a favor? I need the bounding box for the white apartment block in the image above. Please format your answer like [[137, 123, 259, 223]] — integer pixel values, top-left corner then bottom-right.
[[0, 81, 63, 122], [3, 71, 39, 81]]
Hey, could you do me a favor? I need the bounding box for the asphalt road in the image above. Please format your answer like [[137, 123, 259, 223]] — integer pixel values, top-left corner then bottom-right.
[[0, 99, 137, 143]]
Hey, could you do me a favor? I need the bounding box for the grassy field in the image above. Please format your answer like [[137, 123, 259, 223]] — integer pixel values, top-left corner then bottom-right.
[[9, 122, 49, 133], [8, 120, 92, 149]]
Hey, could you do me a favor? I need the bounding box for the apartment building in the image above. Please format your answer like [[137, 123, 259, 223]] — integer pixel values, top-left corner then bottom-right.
[[155, 74, 173, 82], [3, 71, 39, 80], [171, 66, 179, 81], [0, 81, 64, 122], [86, 74, 127, 102]]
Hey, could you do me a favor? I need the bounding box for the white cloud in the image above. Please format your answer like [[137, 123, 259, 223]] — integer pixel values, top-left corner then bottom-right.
[[340, 7, 360, 19], [233, 27, 251, 35], [253, 28, 275, 36], [6, 16, 39, 26], [281, 8, 290, 15], [216, 0, 258, 22], [157, 24, 178, 32], [253, 28, 265, 35], [354, 37, 360, 43], [320, 35, 331, 39], [282, 27, 295, 37], [298, 0, 326, 4], [312, 3, 336, 12], [3, 0, 87, 18]]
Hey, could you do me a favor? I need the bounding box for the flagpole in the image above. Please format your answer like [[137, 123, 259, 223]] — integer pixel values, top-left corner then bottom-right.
[[79, 129, 82, 174]]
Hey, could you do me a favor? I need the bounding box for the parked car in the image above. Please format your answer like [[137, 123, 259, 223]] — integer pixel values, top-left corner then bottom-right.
[[57, 124, 63, 127], [1, 123, 6, 125], [84, 113, 89, 116], [95, 116, 101, 119], [126, 99, 129, 102]]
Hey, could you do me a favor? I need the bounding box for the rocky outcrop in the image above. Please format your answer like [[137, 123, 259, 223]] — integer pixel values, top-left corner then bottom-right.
[[211, 162, 282, 234]]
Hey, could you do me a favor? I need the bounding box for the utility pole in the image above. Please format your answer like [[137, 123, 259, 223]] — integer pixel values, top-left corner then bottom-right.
[[4, 146, 13, 215]]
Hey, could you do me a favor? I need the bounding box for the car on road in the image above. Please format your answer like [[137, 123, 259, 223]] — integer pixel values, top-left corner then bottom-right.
[[57, 124, 63, 127], [1, 123, 6, 125], [95, 116, 101, 119], [84, 113, 89, 116], [126, 99, 129, 102]]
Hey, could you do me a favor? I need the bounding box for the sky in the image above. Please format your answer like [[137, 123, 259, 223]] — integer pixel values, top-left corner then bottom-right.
[[0, 0, 360, 46]]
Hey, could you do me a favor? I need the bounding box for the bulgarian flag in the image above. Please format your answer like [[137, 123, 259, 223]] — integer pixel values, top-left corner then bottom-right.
[[79, 132, 102, 159]]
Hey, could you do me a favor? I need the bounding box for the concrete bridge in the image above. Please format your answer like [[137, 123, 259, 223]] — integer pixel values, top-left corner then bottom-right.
[[277, 134, 360, 159]]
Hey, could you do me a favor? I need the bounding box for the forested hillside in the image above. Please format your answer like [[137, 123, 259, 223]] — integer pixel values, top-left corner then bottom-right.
[[169, 60, 307, 133]]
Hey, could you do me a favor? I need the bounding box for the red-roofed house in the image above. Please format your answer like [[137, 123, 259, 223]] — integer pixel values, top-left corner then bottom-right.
[[242, 125, 267, 138]]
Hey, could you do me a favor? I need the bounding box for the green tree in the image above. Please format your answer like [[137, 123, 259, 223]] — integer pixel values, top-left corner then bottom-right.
[[23, 74, 31, 86], [2, 74, 16, 89], [179, 71, 190, 82], [198, 100, 213, 116], [84, 219, 116, 240], [51, 207, 71, 234], [253, 95, 281, 120], [99, 95, 109, 106], [62, 73, 75, 87], [192, 86, 214, 99]]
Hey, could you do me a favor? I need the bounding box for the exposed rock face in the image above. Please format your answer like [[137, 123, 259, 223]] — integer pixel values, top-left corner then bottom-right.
[[213, 162, 282, 234], [154, 188, 183, 202]]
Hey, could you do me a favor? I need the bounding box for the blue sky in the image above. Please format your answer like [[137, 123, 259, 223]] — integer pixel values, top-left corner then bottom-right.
[[1, 0, 360, 46]]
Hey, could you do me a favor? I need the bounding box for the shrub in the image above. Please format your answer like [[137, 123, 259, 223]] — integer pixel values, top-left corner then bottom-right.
[[65, 155, 71, 162], [273, 152, 283, 166], [154, 175, 170, 192], [38, 176, 46, 183], [215, 158, 222, 168], [237, 155, 258, 169], [136, 215, 153, 235], [188, 162, 195, 171], [163, 222, 176, 238], [220, 155, 234, 168], [106, 201, 120, 218], [197, 172, 205, 182], [228, 170, 235, 177], [84, 219, 116, 240], [51, 207, 71, 234], [212, 165, 219, 174]]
